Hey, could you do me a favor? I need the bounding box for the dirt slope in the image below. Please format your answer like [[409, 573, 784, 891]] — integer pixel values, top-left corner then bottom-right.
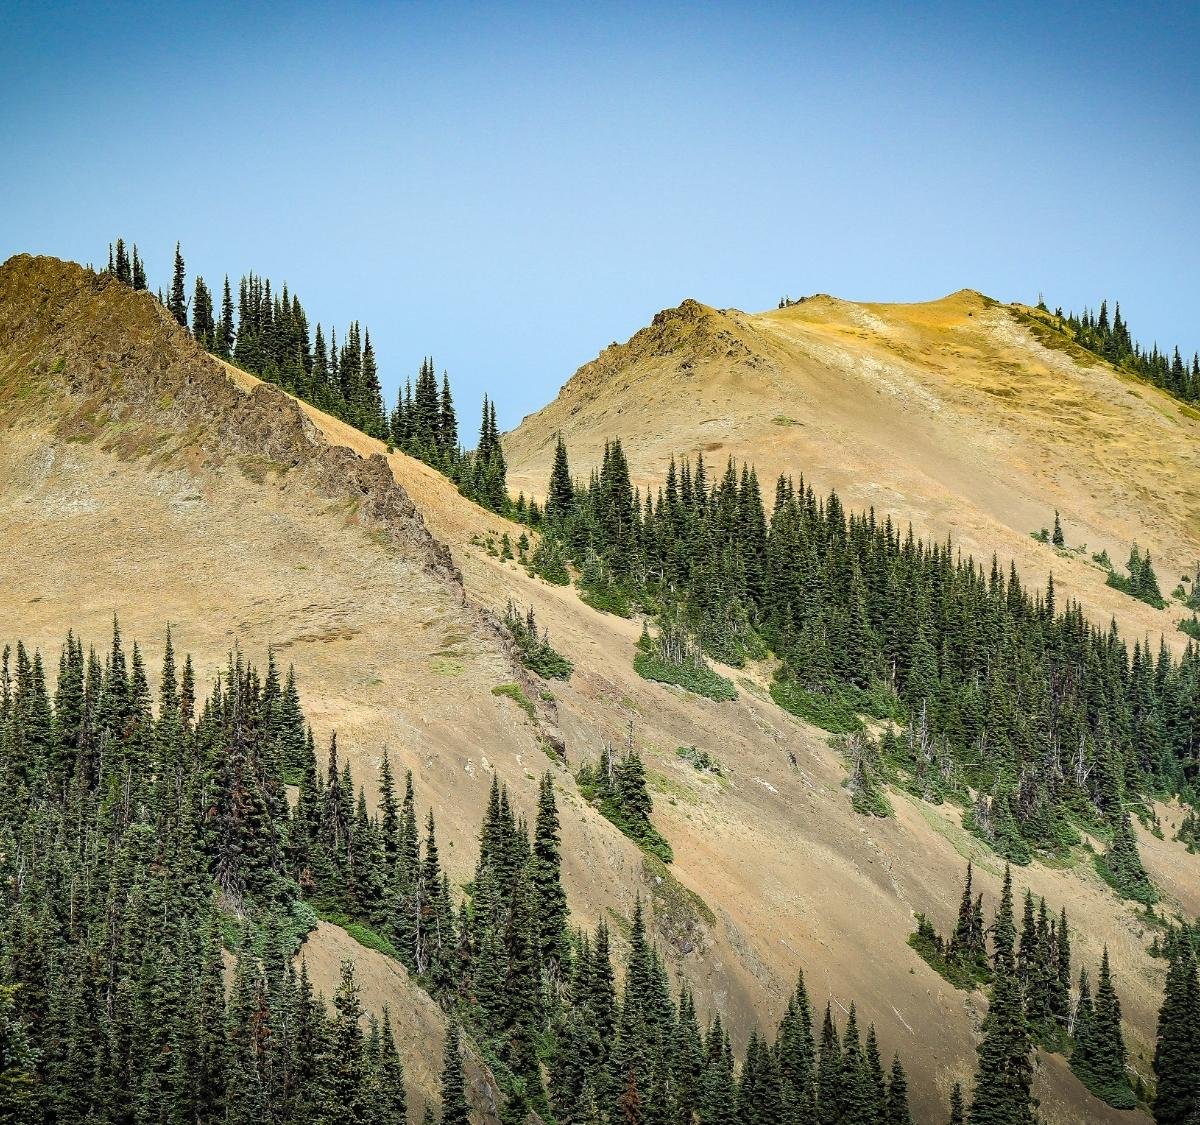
[[506, 292, 1200, 651], [2, 256, 1195, 1122], [294, 371, 1198, 1124]]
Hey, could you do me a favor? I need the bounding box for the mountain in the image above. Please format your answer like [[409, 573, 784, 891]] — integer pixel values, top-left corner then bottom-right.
[[2, 255, 1197, 1123], [506, 291, 1200, 649]]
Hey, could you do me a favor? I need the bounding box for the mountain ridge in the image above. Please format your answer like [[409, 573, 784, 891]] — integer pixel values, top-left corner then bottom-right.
[[2, 253, 1197, 1123], [506, 285, 1200, 653]]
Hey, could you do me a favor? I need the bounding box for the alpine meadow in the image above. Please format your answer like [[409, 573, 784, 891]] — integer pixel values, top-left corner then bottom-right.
[[1, 5, 1198, 1125]]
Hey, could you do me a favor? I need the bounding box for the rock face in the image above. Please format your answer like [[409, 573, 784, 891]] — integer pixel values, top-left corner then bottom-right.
[[0, 254, 459, 586]]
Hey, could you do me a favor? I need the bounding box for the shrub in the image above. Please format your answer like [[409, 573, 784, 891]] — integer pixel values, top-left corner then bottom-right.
[[771, 678, 862, 733], [491, 683, 536, 720], [530, 535, 570, 585], [676, 745, 723, 776], [313, 909, 403, 960], [634, 650, 737, 702]]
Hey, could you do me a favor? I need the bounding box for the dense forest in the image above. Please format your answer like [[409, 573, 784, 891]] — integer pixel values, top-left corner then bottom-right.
[[1033, 296, 1199, 403], [2, 627, 1197, 1124], [0, 623, 940, 1124], [523, 439, 1199, 885]]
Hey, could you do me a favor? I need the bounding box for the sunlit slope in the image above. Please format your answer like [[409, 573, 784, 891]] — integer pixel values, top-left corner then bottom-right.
[[506, 291, 1200, 649], [3, 255, 1195, 1122], [294, 359, 1197, 1125]]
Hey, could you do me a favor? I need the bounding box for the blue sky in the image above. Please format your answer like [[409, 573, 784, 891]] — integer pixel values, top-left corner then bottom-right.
[[2, 1, 1196, 432]]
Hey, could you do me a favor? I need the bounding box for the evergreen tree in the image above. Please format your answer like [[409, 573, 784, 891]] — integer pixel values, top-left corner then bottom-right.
[[168, 242, 187, 327], [439, 1018, 470, 1125], [1153, 948, 1200, 1125]]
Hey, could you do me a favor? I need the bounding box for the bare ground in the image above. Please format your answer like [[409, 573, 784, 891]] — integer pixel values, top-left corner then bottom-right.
[[2, 257, 1195, 1122]]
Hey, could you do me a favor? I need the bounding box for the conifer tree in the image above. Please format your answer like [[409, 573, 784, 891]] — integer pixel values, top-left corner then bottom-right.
[[1152, 947, 1200, 1125], [1069, 947, 1134, 1108], [168, 242, 187, 327], [439, 1018, 470, 1125], [546, 435, 575, 520]]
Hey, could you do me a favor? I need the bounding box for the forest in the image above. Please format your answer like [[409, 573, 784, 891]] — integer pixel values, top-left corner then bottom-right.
[[73, 241, 1200, 1123], [524, 439, 1198, 886], [0, 623, 938, 1124]]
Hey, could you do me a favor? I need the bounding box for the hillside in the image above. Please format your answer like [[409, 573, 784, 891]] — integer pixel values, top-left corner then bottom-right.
[[506, 291, 1200, 650], [2, 255, 1197, 1123]]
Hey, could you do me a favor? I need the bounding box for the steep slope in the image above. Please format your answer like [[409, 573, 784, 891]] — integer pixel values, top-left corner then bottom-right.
[[0, 254, 559, 1116], [291, 371, 1199, 1124], [506, 292, 1200, 649], [3, 256, 1195, 1123]]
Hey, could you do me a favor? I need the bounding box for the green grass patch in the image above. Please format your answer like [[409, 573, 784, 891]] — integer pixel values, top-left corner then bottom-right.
[[312, 908, 403, 960], [492, 683, 536, 720], [579, 585, 633, 617], [643, 854, 714, 955]]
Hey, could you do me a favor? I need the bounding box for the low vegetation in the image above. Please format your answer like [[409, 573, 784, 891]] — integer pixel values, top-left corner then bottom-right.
[[1105, 542, 1167, 608], [633, 619, 738, 702], [501, 599, 573, 680], [675, 744, 723, 776]]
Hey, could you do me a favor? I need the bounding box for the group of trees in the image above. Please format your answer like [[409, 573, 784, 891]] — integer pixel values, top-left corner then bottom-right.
[[104, 238, 147, 291], [528, 440, 1199, 875], [101, 240, 510, 514], [1035, 297, 1199, 403], [1104, 543, 1167, 609], [0, 620, 933, 1123], [914, 864, 1142, 1113], [0, 624, 411, 1122]]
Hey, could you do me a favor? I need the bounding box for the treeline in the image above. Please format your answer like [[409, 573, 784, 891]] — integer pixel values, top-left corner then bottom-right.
[[525, 439, 1199, 878], [1, 621, 935, 1124], [100, 239, 509, 514], [1035, 296, 1199, 403]]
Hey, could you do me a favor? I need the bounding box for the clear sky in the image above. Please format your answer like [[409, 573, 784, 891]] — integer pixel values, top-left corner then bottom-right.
[[2, 1, 1196, 433]]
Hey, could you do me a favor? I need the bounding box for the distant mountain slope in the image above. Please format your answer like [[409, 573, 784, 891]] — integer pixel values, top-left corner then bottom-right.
[[506, 291, 1200, 649], [3, 256, 1195, 1123]]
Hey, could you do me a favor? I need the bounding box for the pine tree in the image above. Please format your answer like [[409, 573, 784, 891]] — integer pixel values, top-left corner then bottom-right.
[[968, 956, 1037, 1125], [439, 1018, 470, 1125], [546, 435, 575, 520], [168, 242, 188, 327], [1070, 948, 1134, 1108], [219, 276, 236, 358], [1152, 947, 1200, 1125]]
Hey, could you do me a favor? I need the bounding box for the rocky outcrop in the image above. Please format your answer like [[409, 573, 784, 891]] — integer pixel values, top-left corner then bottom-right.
[[0, 254, 460, 588]]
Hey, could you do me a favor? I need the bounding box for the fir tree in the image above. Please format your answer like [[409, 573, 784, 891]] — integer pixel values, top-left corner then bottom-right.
[[168, 242, 187, 327]]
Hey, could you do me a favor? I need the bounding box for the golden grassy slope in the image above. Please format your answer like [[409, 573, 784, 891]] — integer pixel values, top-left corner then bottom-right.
[[3, 256, 1196, 1122], [293, 378, 1199, 1125], [506, 291, 1200, 651]]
